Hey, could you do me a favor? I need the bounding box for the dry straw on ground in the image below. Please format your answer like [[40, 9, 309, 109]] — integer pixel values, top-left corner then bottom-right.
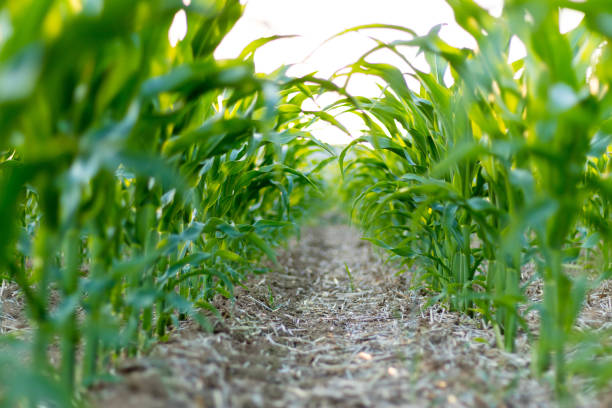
[[85, 225, 610, 407], [1, 226, 610, 407]]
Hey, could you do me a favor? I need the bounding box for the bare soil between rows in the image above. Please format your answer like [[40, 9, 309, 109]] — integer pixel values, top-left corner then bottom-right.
[[89, 224, 597, 408], [3, 225, 610, 407]]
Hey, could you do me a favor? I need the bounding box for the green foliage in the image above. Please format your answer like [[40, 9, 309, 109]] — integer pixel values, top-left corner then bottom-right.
[[0, 0, 331, 405], [333, 0, 612, 396], [2, 0, 611, 404], [344, 262, 355, 292]]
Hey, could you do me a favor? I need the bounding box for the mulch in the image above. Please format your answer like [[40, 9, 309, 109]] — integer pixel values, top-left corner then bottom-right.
[[88, 225, 609, 407], [2, 225, 610, 407]]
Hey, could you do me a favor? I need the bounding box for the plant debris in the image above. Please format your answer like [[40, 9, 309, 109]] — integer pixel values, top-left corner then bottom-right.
[[86, 225, 611, 407]]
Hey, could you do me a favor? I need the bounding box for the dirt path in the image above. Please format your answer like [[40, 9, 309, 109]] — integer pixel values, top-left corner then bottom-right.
[[91, 225, 604, 408]]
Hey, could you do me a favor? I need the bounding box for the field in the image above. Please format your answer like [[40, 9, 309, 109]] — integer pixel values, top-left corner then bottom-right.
[[0, 0, 611, 406]]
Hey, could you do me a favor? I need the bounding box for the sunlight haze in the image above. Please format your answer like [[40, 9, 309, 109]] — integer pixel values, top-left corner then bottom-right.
[[172, 0, 582, 144]]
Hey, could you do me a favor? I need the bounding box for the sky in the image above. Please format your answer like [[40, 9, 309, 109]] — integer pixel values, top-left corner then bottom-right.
[[170, 0, 584, 144], [214, 0, 503, 72], [213, 0, 504, 144]]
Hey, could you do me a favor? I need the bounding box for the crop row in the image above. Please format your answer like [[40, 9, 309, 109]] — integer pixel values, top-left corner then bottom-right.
[[333, 0, 612, 396], [0, 1, 332, 405]]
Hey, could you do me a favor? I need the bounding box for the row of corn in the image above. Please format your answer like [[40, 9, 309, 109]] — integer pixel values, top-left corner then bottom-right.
[[332, 0, 612, 396], [0, 1, 333, 405]]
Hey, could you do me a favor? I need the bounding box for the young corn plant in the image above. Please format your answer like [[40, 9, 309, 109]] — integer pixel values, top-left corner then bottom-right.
[[331, 0, 612, 395], [0, 0, 332, 405]]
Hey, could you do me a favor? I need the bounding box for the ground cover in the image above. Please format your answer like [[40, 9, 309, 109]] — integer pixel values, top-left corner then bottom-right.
[[85, 224, 611, 407]]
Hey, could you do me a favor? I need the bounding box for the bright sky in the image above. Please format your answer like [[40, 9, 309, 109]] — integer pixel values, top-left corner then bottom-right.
[[215, 0, 504, 71], [170, 0, 584, 144], [213, 0, 504, 144]]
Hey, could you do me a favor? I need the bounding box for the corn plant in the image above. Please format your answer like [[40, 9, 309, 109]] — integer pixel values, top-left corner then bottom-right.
[[0, 0, 331, 405], [333, 0, 612, 395]]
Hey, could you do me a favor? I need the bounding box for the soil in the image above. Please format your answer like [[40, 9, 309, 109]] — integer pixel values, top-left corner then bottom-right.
[[86, 225, 610, 408], [0, 280, 27, 334], [1, 225, 610, 407]]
